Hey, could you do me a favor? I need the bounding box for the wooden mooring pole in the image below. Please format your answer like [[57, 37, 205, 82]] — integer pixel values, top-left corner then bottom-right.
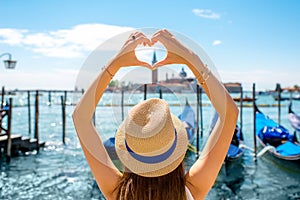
[[144, 84, 147, 100], [240, 86, 243, 133], [159, 86, 162, 99], [196, 85, 200, 158], [196, 85, 203, 158], [5, 98, 12, 162], [27, 91, 31, 136], [92, 87, 95, 126], [0, 86, 4, 134], [121, 90, 124, 121], [199, 86, 203, 139], [34, 91, 39, 151], [61, 95, 66, 144], [276, 83, 281, 124], [253, 83, 257, 162], [48, 91, 51, 106], [64, 90, 67, 104], [1, 86, 4, 109]]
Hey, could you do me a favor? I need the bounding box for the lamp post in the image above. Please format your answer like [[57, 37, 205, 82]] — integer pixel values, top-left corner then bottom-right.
[[0, 53, 17, 69]]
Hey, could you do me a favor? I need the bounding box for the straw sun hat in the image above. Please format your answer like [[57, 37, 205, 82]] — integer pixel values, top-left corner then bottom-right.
[[115, 98, 188, 177]]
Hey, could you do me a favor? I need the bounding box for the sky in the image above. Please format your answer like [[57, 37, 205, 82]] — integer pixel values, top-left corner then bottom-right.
[[0, 0, 299, 91]]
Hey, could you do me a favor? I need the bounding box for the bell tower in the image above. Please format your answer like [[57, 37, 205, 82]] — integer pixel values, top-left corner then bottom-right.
[[151, 51, 158, 83]]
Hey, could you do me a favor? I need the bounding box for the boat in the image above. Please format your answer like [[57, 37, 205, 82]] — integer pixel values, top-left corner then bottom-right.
[[272, 94, 300, 101], [288, 103, 300, 133], [104, 99, 196, 159], [178, 99, 196, 143], [233, 96, 255, 102], [103, 137, 118, 159], [227, 125, 245, 161], [210, 112, 244, 161], [255, 104, 300, 162]]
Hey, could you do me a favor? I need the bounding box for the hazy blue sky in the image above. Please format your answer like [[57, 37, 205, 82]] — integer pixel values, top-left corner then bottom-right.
[[0, 0, 299, 91]]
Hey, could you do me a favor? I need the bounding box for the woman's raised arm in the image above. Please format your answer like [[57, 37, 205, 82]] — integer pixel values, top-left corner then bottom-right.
[[72, 32, 151, 199], [152, 29, 239, 199]]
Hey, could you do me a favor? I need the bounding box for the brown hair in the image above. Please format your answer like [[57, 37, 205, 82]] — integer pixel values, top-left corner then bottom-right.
[[115, 162, 187, 200]]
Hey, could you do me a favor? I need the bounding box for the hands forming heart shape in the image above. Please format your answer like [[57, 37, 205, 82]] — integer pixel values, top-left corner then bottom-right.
[[106, 29, 209, 85], [114, 29, 194, 71]]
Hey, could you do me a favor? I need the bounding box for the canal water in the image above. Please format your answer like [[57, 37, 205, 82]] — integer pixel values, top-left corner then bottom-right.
[[0, 91, 299, 199]]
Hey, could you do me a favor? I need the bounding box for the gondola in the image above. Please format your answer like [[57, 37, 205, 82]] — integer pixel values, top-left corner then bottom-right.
[[233, 96, 256, 102], [288, 103, 300, 133], [210, 112, 244, 162], [272, 94, 300, 101], [255, 104, 300, 162], [104, 99, 196, 159], [227, 125, 244, 161], [178, 99, 196, 143]]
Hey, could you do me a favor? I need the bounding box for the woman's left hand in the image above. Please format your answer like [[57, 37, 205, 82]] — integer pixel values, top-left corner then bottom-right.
[[151, 29, 195, 69]]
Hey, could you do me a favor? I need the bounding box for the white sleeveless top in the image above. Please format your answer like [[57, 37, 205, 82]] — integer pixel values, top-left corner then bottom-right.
[[185, 186, 194, 200]]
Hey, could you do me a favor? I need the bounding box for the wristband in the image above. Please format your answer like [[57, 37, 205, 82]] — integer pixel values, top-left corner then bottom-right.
[[103, 66, 114, 78], [198, 64, 211, 85]]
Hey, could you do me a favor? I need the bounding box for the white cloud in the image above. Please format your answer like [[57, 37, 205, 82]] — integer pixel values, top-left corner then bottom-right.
[[32, 46, 83, 58], [0, 24, 133, 58], [212, 40, 222, 46], [0, 69, 78, 90], [192, 9, 220, 20], [0, 28, 27, 45]]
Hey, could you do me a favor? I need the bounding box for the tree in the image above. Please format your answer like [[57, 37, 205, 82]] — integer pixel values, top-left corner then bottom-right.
[[109, 80, 118, 87]]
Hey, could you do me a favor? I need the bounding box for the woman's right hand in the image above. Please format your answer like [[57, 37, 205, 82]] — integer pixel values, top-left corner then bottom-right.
[[107, 32, 152, 74]]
